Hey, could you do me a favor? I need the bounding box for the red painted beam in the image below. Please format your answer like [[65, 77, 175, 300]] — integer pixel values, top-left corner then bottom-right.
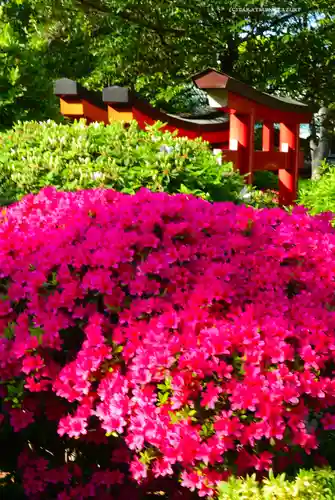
[[253, 151, 289, 170], [227, 92, 312, 124], [229, 112, 254, 183], [262, 122, 275, 151], [279, 123, 300, 205]]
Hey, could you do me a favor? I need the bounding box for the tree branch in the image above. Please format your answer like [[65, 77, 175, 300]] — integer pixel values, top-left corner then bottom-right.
[[76, 0, 187, 35]]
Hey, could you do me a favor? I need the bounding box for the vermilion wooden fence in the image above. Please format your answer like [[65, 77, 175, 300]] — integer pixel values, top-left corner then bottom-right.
[[55, 69, 315, 205]]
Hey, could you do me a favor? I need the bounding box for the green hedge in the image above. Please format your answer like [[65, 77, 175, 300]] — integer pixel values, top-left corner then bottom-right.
[[298, 163, 335, 214], [0, 120, 245, 204], [253, 170, 278, 191], [218, 468, 335, 500]]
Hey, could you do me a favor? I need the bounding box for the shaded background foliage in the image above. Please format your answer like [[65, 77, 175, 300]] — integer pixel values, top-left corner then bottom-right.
[[1, 0, 334, 123]]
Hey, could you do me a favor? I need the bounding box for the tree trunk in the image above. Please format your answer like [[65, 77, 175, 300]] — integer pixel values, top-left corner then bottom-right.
[[219, 37, 239, 74], [310, 107, 331, 179]]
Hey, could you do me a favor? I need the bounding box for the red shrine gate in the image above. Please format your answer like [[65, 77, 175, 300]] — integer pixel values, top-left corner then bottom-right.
[[55, 68, 315, 205]]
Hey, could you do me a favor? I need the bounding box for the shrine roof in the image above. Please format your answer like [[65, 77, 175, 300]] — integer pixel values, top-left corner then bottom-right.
[[102, 86, 229, 132], [192, 68, 317, 114], [54, 79, 229, 132], [165, 112, 228, 126]]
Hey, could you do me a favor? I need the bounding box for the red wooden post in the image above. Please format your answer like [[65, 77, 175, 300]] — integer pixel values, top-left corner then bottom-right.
[[279, 123, 300, 205], [229, 112, 254, 184], [262, 121, 274, 151]]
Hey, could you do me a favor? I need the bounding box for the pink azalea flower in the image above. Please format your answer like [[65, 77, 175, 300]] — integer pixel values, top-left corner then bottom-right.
[[2, 187, 335, 495], [22, 355, 44, 375], [58, 415, 88, 438], [201, 381, 222, 409], [253, 451, 273, 471], [130, 457, 148, 481], [10, 408, 34, 432], [180, 470, 202, 491], [321, 413, 335, 430]]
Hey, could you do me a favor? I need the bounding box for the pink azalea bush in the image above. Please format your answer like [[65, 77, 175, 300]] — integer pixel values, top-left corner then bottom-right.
[[0, 187, 335, 498]]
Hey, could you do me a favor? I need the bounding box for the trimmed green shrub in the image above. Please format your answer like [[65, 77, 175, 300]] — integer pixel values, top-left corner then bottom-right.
[[218, 468, 335, 500], [245, 186, 279, 208], [298, 163, 335, 215], [0, 119, 245, 204], [253, 171, 278, 191]]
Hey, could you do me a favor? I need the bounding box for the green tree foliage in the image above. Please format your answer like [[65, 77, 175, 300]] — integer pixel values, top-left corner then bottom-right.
[[0, 0, 334, 127], [0, 0, 92, 128]]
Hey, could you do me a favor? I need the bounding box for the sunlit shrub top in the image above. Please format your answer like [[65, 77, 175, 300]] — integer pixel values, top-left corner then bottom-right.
[[298, 164, 335, 216], [0, 120, 243, 205]]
